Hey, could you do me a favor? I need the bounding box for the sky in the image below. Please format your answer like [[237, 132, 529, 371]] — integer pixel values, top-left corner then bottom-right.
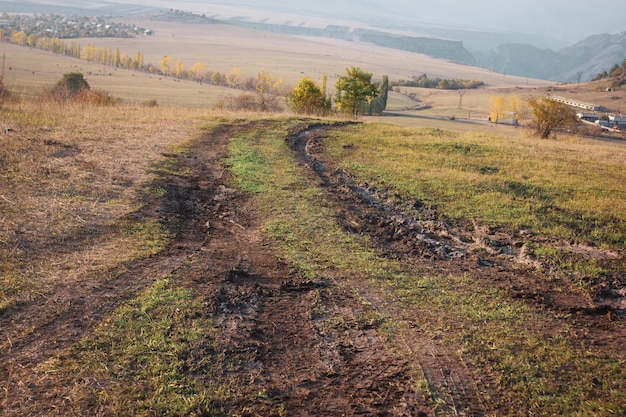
[[163, 0, 626, 46]]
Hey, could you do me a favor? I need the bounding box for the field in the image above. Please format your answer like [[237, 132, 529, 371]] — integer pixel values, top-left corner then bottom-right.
[[1, 20, 626, 417]]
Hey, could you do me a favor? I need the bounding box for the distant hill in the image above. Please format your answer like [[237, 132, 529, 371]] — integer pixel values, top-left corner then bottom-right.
[[217, 18, 477, 66], [474, 31, 626, 82]]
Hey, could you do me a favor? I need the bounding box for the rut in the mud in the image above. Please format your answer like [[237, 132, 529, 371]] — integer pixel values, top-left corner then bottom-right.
[[287, 123, 625, 317]]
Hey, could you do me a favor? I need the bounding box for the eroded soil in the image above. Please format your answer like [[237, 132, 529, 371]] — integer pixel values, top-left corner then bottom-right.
[[1, 120, 624, 416]]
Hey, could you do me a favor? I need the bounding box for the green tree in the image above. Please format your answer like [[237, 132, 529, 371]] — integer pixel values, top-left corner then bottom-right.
[[334, 67, 379, 116], [527, 97, 577, 139], [287, 77, 326, 115], [370, 75, 389, 115], [50, 72, 90, 101]]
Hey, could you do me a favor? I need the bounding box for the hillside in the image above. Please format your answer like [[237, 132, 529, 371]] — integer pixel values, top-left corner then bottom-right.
[[476, 31, 626, 82]]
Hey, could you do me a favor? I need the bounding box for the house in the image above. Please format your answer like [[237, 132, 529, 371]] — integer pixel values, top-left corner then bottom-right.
[[609, 115, 626, 129], [576, 112, 599, 122]]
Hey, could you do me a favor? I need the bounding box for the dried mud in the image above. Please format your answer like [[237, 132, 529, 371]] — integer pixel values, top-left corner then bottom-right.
[[1, 120, 624, 416]]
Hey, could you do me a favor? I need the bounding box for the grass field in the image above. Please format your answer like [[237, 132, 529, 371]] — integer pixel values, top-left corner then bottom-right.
[[1, 19, 626, 415]]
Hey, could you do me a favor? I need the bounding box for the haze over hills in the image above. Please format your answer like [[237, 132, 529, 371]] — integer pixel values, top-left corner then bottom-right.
[[2, 0, 625, 83]]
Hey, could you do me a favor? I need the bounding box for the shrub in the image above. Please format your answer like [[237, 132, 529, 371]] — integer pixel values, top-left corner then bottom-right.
[[213, 93, 283, 112], [44, 72, 90, 102], [74, 89, 119, 106], [0, 77, 11, 102], [141, 98, 159, 107]]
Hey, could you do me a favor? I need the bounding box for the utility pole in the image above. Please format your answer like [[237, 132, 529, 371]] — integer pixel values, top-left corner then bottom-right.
[[1, 53, 5, 79]]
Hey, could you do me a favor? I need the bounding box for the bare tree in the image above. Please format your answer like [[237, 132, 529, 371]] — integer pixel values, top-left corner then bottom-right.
[[458, 89, 466, 108]]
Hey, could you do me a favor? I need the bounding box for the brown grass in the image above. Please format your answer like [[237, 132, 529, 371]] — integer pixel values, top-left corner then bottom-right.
[[0, 99, 208, 311]]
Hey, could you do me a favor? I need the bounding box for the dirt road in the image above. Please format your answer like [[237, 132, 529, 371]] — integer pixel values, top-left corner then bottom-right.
[[1, 120, 624, 416]]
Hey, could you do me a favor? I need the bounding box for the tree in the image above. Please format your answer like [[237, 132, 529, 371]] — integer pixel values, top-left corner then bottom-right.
[[27, 34, 37, 48], [210, 71, 223, 86], [508, 95, 527, 124], [458, 89, 466, 109], [81, 44, 97, 62], [287, 77, 326, 115], [335, 67, 379, 116], [114, 47, 121, 67], [489, 96, 506, 124], [370, 75, 389, 115], [159, 55, 173, 76], [255, 71, 283, 112], [49, 72, 90, 101], [135, 51, 144, 69], [175, 59, 185, 79], [189, 62, 207, 82], [11, 31, 26, 45], [227, 67, 242, 89], [527, 97, 577, 139]]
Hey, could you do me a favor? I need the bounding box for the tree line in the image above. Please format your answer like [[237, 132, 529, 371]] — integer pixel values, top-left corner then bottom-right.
[[391, 74, 484, 90]]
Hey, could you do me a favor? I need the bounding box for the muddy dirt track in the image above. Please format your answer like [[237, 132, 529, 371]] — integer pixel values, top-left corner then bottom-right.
[[1, 120, 624, 416]]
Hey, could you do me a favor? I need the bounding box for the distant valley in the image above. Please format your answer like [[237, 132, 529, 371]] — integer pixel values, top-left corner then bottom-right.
[[2, 0, 625, 83]]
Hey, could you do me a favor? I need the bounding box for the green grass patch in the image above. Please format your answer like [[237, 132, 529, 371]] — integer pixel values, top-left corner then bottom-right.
[[325, 123, 626, 249], [225, 131, 273, 193], [54, 279, 222, 416]]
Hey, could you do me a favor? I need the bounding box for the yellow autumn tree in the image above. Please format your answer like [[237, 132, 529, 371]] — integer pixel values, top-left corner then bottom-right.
[[227, 67, 242, 88], [189, 62, 207, 81], [81, 44, 97, 62], [12, 31, 27, 45], [175, 59, 185, 79], [159, 55, 173, 76], [489, 96, 507, 124], [508, 95, 527, 124], [255, 71, 283, 112]]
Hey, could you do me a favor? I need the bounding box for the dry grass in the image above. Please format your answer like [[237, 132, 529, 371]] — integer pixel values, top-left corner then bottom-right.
[[0, 98, 208, 311], [1, 42, 240, 107]]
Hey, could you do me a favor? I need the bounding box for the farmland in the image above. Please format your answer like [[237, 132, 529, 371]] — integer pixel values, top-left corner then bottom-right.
[[1, 17, 626, 417]]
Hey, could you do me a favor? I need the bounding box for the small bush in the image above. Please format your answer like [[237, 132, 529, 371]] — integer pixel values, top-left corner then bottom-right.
[[74, 89, 119, 106], [141, 98, 159, 107], [212, 93, 282, 112], [0, 77, 11, 102], [43, 72, 91, 103]]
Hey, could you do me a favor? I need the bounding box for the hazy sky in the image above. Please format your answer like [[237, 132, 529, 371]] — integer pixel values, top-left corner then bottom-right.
[[184, 0, 625, 45]]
